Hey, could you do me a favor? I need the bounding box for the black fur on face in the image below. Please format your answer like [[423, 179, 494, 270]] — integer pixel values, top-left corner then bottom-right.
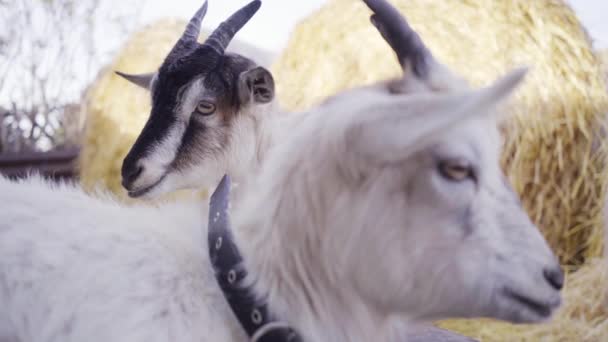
[[165, 52, 258, 173], [121, 49, 257, 179]]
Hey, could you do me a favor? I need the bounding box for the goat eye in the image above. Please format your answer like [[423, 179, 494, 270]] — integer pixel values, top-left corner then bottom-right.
[[195, 101, 216, 115], [438, 160, 473, 182]]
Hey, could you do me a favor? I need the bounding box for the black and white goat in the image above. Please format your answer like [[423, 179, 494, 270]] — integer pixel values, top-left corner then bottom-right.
[[117, 0, 280, 199], [0, 0, 563, 341]]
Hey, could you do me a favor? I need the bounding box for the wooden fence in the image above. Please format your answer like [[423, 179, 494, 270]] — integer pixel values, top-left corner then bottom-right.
[[0, 147, 80, 181]]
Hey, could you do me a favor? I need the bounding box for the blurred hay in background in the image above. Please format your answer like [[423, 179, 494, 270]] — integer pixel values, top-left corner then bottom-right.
[[271, 0, 608, 340], [600, 49, 608, 66], [601, 49, 608, 84], [78, 19, 205, 203]]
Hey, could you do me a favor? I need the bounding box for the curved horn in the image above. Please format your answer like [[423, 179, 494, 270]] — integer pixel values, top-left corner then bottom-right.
[[362, 0, 435, 78], [204, 0, 261, 55], [168, 1, 208, 57], [115, 71, 155, 89]]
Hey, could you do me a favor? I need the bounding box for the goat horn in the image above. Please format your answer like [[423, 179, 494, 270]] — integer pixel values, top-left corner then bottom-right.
[[362, 0, 435, 78], [114, 71, 155, 89], [168, 1, 208, 57], [204, 0, 261, 55]]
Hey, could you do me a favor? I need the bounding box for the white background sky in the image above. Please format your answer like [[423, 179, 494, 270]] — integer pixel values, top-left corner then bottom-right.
[[133, 0, 608, 54]]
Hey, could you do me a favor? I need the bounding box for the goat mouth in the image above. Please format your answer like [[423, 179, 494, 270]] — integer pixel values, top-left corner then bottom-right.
[[127, 176, 165, 198], [502, 288, 556, 319]]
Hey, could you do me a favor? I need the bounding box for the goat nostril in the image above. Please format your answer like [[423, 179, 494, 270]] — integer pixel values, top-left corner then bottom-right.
[[123, 165, 144, 186], [543, 266, 564, 290]]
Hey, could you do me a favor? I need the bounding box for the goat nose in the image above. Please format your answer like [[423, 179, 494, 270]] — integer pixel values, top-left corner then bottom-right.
[[543, 266, 564, 290], [121, 165, 144, 188]]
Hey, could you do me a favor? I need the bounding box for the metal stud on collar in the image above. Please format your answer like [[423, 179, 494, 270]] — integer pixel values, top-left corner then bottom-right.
[[227, 269, 237, 284], [251, 309, 263, 325]]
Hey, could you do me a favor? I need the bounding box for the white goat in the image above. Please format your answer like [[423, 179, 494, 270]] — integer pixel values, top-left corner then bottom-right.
[[0, 0, 563, 341]]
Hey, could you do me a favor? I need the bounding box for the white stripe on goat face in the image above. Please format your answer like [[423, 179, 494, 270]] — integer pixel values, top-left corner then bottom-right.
[[136, 78, 215, 188]]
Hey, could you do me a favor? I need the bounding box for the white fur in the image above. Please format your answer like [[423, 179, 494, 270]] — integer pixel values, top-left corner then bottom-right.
[[0, 67, 561, 342], [0, 175, 245, 342], [230, 70, 561, 341]]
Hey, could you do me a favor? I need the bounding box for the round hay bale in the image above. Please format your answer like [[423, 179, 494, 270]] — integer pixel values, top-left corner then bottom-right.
[[600, 49, 608, 64], [78, 19, 206, 203], [271, 0, 608, 266]]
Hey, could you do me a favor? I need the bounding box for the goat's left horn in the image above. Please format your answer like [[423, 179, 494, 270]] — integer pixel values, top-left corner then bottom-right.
[[115, 71, 155, 89], [362, 0, 436, 78], [168, 1, 208, 57], [204, 0, 261, 55]]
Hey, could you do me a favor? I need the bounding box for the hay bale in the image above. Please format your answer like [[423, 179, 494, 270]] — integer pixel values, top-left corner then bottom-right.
[[271, 0, 608, 266], [600, 49, 608, 66], [601, 49, 608, 84], [78, 19, 206, 202]]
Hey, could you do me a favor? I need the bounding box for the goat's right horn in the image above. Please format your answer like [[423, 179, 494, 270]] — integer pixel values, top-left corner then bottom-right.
[[204, 0, 261, 55], [362, 0, 436, 79], [168, 1, 208, 58]]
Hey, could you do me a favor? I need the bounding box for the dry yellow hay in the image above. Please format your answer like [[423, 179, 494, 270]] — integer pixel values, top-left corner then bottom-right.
[[600, 49, 608, 84], [78, 19, 206, 203], [600, 49, 608, 67], [271, 0, 608, 266]]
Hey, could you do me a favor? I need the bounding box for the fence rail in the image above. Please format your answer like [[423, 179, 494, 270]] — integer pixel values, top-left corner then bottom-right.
[[0, 147, 80, 180]]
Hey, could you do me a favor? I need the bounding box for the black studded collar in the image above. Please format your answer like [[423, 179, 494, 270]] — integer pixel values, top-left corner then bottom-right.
[[207, 175, 302, 342]]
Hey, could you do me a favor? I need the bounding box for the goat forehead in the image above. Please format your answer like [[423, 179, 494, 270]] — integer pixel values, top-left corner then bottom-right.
[[155, 51, 218, 96], [434, 118, 501, 159], [140, 55, 258, 170], [153, 53, 255, 111]]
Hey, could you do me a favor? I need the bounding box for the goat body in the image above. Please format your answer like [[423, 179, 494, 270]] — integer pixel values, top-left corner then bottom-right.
[[0, 176, 247, 341]]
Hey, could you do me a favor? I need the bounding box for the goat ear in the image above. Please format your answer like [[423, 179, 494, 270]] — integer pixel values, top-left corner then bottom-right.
[[353, 67, 528, 162], [115, 71, 155, 90], [237, 66, 275, 105]]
